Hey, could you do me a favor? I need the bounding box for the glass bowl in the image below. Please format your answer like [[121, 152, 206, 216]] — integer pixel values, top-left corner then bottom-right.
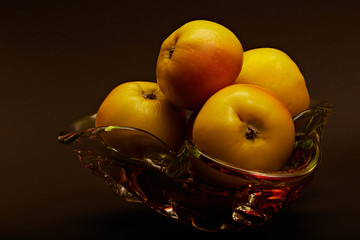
[[58, 101, 334, 231]]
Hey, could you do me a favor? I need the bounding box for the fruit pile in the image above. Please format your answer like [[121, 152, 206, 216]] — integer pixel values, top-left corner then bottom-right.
[[95, 20, 310, 172]]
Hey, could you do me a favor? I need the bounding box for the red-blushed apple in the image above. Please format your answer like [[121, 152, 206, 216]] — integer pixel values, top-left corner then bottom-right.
[[156, 20, 244, 110]]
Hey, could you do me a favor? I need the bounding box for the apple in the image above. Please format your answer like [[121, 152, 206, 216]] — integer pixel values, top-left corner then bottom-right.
[[156, 20, 244, 110], [235, 48, 310, 116], [95, 81, 187, 151], [192, 84, 295, 172]]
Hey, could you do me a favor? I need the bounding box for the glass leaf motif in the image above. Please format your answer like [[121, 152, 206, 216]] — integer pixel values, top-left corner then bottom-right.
[[58, 101, 334, 231]]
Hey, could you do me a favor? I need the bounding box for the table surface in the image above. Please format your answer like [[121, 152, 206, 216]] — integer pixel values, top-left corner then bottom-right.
[[1, 1, 359, 239]]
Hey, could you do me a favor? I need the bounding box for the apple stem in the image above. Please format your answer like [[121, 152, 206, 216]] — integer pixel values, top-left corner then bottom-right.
[[142, 91, 157, 100], [245, 126, 258, 140]]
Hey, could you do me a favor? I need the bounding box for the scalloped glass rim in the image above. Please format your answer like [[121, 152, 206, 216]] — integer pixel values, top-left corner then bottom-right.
[[187, 100, 334, 180], [58, 100, 334, 231], [186, 139, 320, 180], [58, 101, 334, 181]]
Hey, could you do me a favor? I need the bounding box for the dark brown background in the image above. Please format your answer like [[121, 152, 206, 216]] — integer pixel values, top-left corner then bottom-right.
[[1, 0, 359, 239]]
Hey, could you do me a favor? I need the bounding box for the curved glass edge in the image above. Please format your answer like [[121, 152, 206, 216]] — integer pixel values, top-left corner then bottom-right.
[[58, 101, 333, 181], [59, 123, 171, 150], [293, 101, 335, 142], [58, 113, 96, 137], [185, 101, 334, 181], [60, 127, 178, 171], [185, 139, 320, 181], [58, 114, 168, 147]]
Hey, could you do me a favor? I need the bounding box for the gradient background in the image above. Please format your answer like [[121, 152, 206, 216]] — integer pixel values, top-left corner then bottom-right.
[[1, 1, 359, 239]]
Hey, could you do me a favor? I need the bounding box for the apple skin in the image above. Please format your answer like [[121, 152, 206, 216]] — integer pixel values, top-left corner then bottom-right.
[[192, 84, 295, 172], [95, 81, 187, 151], [235, 48, 310, 116], [156, 20, 243, 110]]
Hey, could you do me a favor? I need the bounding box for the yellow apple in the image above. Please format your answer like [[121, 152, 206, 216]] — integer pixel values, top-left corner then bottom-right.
[[156, 20, 244, 110], [235, 48, 310, 116], [95, 81, 187, 151], [192, 84, 295, 172]]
